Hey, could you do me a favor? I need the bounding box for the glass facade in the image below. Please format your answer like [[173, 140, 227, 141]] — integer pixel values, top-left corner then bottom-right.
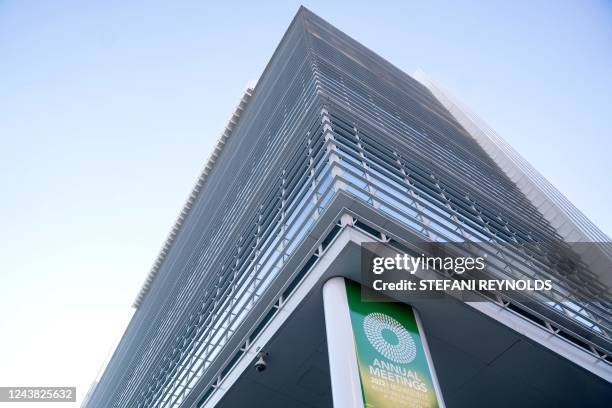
[[86, 7, 611, 408]]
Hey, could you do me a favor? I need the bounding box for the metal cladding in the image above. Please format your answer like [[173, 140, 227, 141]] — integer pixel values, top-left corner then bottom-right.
[[133, 89, 253, 309], [86, 7, 611, 408]]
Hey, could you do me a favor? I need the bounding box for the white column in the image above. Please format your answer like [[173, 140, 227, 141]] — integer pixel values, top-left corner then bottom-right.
[[322, 277, 364, 408], [414, 309, 446, 408]]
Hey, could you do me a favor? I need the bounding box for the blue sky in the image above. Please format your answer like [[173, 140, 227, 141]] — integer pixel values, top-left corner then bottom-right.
[[0, 0, 610, 405]]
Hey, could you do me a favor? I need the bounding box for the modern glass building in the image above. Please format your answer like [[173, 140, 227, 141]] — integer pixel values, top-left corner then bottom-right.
[[84, 7, 611, 408]]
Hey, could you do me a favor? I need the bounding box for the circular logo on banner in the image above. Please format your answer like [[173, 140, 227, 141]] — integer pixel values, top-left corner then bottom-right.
[[363, 312, 417, 364]]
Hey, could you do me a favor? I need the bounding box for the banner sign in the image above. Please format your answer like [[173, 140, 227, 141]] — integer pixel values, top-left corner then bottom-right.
[[345, 280, 441, 408]]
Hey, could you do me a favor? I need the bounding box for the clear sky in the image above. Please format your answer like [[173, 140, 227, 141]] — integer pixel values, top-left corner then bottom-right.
[[1, 0, 610, 406]]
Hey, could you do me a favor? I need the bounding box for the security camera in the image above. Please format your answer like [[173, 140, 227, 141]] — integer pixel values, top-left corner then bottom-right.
[[254, 351, 268, 373]]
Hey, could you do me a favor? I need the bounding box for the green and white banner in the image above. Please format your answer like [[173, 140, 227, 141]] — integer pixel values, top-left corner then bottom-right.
[[345, 280, 442, 408]]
